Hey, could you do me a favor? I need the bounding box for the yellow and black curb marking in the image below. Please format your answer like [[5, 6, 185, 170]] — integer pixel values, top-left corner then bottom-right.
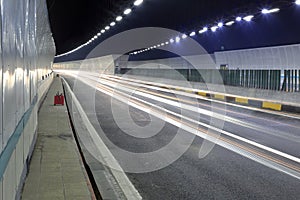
[[109, 76, 300, 114], [158, 85, 300, 114]]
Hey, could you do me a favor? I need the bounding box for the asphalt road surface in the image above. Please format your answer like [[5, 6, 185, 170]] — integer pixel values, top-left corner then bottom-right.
[[63, 72, 300, 200]]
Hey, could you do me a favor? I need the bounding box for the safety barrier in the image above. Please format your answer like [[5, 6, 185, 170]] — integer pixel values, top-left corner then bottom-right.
[[119, 69, 300, 92]]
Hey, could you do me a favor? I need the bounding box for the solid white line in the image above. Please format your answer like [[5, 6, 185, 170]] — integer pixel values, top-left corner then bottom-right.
[[74, 75, 300, 180], [56, 71, 300, 120], [104, 75, 300, 120], [69, 73, 300, 165], [96, 77, 300, 143], [94, 77, 300, 164], [62, 77, 142, 200]]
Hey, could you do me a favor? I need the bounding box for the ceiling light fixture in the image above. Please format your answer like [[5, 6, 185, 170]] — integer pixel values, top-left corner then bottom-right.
[[211, 26, 218, 32], [124, 8, 132, 15], [236, 16, 242, 22], [243, 15, 254, 22], [116, 16, 123, 21], [134, 0, 143, 6], [262, 8, 280, 14], [225, 21, 235, 26], [189, 31, 196, 36], [199, 27, 208, 34]]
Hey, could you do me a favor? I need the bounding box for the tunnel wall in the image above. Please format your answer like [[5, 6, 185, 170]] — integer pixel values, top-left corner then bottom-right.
[[53, 55, 116, 75], [121, 44, 300, 92], [53, 44, 300, 92], [215, 44, 300, 69], [0, 0, 55, 199]]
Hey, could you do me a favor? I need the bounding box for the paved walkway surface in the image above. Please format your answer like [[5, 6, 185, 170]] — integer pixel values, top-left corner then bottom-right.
[[21, 77, 93, 200]]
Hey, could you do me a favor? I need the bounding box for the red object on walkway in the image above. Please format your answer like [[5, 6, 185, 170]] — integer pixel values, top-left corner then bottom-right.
[[54, 94, 64, 105]]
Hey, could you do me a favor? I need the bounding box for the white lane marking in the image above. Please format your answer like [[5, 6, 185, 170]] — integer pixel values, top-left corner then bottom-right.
[[67, 73, 300, 164], [95, 77, 300, 143], [62, 77, 142, 200], [60, 71, 300, 142], [58, 70, 300, 120], [104, 75, 300, 120], [94, 77, 300, 164], [74, 75, 300, 180]]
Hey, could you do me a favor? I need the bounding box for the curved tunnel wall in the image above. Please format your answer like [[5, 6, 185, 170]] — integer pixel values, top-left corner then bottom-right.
[[0, 0, 55, 199], [54, 43, 300, 92]]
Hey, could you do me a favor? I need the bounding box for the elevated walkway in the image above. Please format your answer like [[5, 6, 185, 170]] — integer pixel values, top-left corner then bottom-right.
[[21, 77, 94, 200]]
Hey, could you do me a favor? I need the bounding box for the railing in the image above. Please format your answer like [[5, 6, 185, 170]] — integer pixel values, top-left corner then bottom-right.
[[119, 68, 300, 92]]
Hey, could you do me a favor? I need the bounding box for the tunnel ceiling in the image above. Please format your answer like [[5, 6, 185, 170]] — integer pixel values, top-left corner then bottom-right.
[[47, 0, 300, 57]]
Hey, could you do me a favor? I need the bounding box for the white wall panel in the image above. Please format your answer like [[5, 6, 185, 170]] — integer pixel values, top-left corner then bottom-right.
[[0, 3, 2, 153], [16, 132, 24, 187], [2, 0, 17, 148], [0, 180, 2, 200], [215, 44, 300, 69], [54, 55, 116, 75], [0, 0, 55, 199], [295, 46, 300, 65], [123, 54, 216, 70], [3, 151, 16, 200]]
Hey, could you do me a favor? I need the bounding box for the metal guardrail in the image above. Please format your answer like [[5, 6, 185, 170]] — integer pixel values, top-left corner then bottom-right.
[[119, 69, 300, 92]]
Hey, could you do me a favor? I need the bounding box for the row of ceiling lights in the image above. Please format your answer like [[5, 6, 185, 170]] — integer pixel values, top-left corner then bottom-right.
[[130, 0, 300, 56], [56, 0, 300, 58], [55, 0, 144, 58]]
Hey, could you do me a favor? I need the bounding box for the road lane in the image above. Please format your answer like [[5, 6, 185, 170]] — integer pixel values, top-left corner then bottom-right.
[[63, 74, 300, 199]]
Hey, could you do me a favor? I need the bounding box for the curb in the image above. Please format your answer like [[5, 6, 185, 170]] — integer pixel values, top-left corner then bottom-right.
[[109, 75, 300, 114], [177, 88, 300, 114]]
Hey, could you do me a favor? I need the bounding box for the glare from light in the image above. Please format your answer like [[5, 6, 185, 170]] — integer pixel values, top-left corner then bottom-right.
[[218, 22, 223, 28], [124, 8, 132, 15], [175, 36, 180, 42], [199, 27, 208, 34], [97, 33, 101, 36], [182, 34, 187, 39], [157, 44, 161, 47], [110, 22, 116, 26], [101, 29, 105, 33], [105, 26, 110, 30], [161, 43, 165, 46], [211, 26, 218, 32], [296, 0, 300, 5], [225, 21, 235, 26], [262, 9, 268, 14], [236, 16, 242, 22], [243, 15, 254, 22], [262, 8, 280, 14], [165, 41, 169, 45], [134, 0, 143, 6], [189, 31, 196, 36], [116, 16, 123, 21], [170, 38, 175, 43]]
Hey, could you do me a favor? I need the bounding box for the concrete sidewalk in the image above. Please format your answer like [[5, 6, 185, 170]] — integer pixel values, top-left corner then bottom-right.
[[21, 77, 94, 200]]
